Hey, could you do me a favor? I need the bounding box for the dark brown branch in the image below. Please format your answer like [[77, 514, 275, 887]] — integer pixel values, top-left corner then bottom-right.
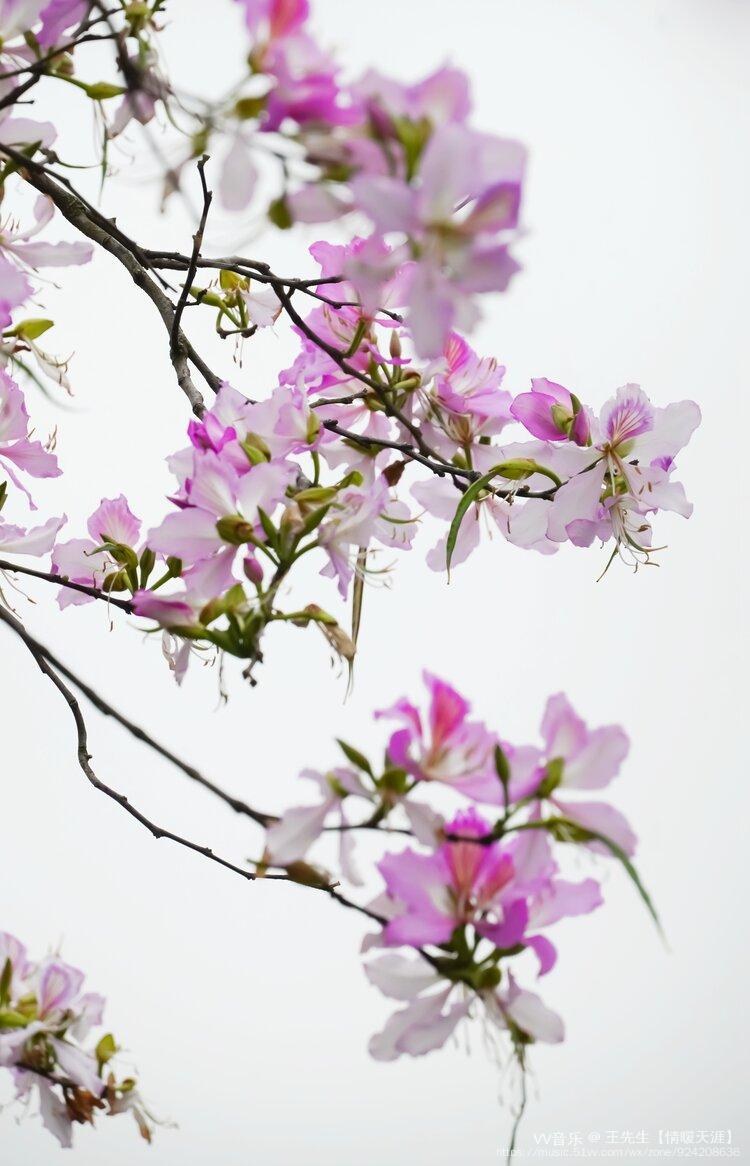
[[0, 558, 134, 611], [0, 579, 415, 838], [322, 419, 472, 485], [0, 145, 217, 414], [321, 420, 560, 499], [0, 603, 282, 881], [0, 602, 273, 825], [170, 156, 212, 355], [0, 604, 401, 931], [145, 251, 401, 319]]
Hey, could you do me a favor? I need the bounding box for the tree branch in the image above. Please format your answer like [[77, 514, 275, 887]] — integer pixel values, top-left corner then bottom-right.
[[0, 602, 273, 824], [0, 146, 217, 415], [170, 157, 212, 357], [0, 558, 134, 611], [0, 603, 283, 881]]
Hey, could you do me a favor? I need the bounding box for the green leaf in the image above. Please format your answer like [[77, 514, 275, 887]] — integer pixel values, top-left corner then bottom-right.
[[515, 816, 662, 934], [299, 503, 330, 537], [256, 507, 278, 550], [336, 738, 373, 775], [351, 547, 366, 650], [568, 822, 662, 934], [445, 467, 503, 576]]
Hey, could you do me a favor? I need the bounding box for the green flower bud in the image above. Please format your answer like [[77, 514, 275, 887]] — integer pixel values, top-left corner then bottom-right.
[[240, 433, 271, 465], [216, 515, 255, 545], [537, 756, 564, 798], [219, 269, 247, 292], [84, 81, 127, 101], [268, 195, 293, 230], [492, 458, 540, 480], [550, 403, 573, 434], [6, 317, 54, 341], [95, 1033, 117, 1069], [284, 861, 331, 888]]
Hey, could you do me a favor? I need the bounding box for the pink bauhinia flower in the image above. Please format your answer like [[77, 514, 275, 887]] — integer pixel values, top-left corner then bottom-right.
[[133, 549, 240, 685], [239, 0, 309, 40], [0, 0, 48, 43], [377, 808, 600, 957], [352, 64, 472, 130], [265, 765, 373, 884], [420, 331, 513, 451], [51, 495, 142, 608], [376, 671, 498, 800], [147, 451, 293, 565], [0, 194, 92, 269], [0, 932, 152, 1147], [547, 384, 700, 560], [316, 474, 415, 598], [0, 512, 65, 555], [511, 377, 591, 446], [353, 124, 526, 356], [525, 693, 636, 856], [0, 369, 60, 504], [36, 0, 87, 47], [365, 953, 564, 1061], [0, 254, 31, 328]]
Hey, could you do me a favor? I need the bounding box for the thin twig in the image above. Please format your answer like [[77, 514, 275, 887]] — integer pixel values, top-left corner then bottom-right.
[[0, 146, 217, 413], [0, 604, 282, 881], [0, 558, 133, 611], [170, 156, 212, 356]]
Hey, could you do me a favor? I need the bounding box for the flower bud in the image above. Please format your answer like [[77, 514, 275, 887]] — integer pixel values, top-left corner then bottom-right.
[[493, 458, 539, 480], [243, 552, 264, 586], [536, 757, 564, 798], [240, 433, 271, 465], [216, 515, 255, 545], [392, 373, 421, 392], [219, 269, 247, 292], [550, 403, 573, 435], [283, 861, 331, 889]]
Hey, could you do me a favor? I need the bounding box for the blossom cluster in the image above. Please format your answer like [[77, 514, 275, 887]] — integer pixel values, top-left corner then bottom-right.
[[0, 3, 700, 693], [44, 312, 699, 682], [171, 0, 523, 356], [0, 0, 699, 1153], [0, 932, 152, 1147], [262, 673, 643, 1065]]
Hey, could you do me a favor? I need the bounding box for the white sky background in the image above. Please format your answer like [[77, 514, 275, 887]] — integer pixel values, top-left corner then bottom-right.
[[1, 0, 748, 1161]]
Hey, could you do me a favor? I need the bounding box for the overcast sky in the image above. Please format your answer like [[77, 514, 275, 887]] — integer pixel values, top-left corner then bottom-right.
[[2, 0, 748, 1162]]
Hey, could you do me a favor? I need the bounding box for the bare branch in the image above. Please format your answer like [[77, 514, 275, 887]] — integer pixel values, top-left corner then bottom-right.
[[0, 603, 280, 881], [170, 157, 213, 356], [0, 558, 134, 611], [0, 145, 216, 414]]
